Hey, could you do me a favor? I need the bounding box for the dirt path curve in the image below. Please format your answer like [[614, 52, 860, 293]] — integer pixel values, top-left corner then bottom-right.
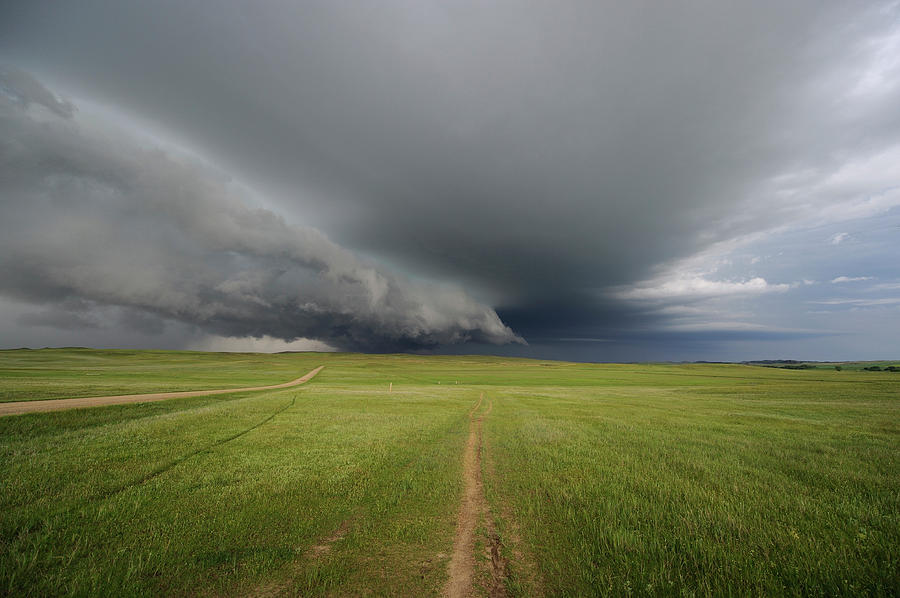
[[0, 365, 325, 417], [444, 394, 508, 598]]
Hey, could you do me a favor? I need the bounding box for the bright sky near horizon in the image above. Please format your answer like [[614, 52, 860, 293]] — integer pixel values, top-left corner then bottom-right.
[[1, 1, 899, 361]]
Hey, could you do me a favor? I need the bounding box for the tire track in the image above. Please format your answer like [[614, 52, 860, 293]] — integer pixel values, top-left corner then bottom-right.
[[482, 414, 544, 597], [0, 365, 324, 416], [479, 400, 510, 598], [444, 394, 509, 598], [103, 394, 297, 500], [24, 389, 302, 531]]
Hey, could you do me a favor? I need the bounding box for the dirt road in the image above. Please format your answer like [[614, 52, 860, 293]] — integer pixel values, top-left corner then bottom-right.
[[0, 365, 324, 417]]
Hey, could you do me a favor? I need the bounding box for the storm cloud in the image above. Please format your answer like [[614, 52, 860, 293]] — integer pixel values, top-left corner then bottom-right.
[[0, 69, 521, 351], [1, 1, 899, 359]]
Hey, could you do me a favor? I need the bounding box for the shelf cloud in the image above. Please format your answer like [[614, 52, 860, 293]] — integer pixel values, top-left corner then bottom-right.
[[0, 69, 522, 351]]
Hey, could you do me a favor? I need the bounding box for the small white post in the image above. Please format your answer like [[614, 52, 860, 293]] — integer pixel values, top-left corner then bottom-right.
[[389, 382, 393, 392]]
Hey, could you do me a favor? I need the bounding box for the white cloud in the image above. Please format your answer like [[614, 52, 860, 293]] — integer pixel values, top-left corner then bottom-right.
[[615, 276, 790, 301], [188, 335, 336, 353], [830, 232, 850, 245], [849, 21, 900, 98], [810, 297, 900, 306], [831, 276, 874, 283], [653, 305, 708, 316]]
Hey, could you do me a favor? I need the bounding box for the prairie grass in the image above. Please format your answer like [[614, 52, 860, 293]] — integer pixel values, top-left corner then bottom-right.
[[0, 349, 897, 596], [484, 376, 899, 596]]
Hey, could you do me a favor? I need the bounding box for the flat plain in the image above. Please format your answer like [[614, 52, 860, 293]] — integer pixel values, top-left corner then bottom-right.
[[1, 348, 897, 596]]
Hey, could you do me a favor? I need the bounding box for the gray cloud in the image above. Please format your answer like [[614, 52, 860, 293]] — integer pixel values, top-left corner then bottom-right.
[[0, 65, 73, 117], [1, 1, 899, 358], [0, 69, 522, 351], [17, 309, 99, 331]]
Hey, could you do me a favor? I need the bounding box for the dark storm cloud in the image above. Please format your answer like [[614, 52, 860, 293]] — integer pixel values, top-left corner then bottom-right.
[[1, 1, 899, 356], [0, 65, 73, 117], [0, 69, 521, 351], [17, 309, 99, 331]]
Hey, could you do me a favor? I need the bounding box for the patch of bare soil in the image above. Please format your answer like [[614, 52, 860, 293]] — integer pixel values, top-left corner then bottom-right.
[[250, 518, 352, 598], [0, 366, 324, 417], [306, 518, 352, 558]]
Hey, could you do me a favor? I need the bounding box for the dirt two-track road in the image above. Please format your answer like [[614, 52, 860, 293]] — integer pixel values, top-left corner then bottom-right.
[[0, 365, 324, 417]]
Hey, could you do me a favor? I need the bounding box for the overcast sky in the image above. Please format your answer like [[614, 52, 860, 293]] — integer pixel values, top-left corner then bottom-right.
[[1, 1, 898, 361]]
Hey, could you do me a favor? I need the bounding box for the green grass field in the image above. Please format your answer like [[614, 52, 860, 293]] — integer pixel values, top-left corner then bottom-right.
[[1, 349, 897, 596]]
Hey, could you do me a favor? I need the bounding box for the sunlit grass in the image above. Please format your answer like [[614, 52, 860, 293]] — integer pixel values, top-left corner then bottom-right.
[[485, 378, 899, 596], [1, 349, 897, 596]]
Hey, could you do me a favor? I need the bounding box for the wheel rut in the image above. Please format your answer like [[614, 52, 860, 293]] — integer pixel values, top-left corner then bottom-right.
[[0, 365, 324, 416], [444, 394, 509, 598]]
